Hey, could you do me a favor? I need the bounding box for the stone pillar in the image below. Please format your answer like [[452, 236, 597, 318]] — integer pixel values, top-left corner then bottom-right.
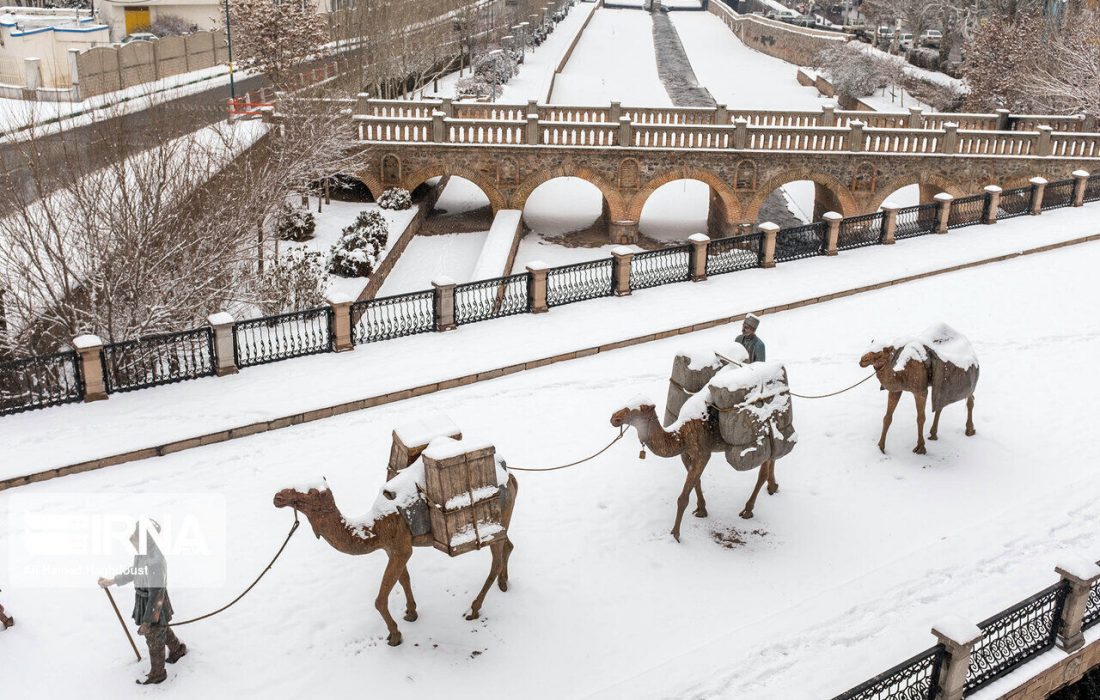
[[609, 101, 622, 123], [982, 185, 1002, 224], [714, 103, 728, 125], [526, 112, 540, 145], [733, 117, 748, 149], [1054, 562, 1100, 653], [432, 277, 457, 332], [1072, 169, 1090, 207], [73, 335, 108, 402], [931, 620, 983, 700], [432, 111, 445, 142], [823, 211, 842, 256], [527, 99, 538, 116], [848, 120, 865, 152], [942, 122, 958, 154], [759, 222, 780, 268], [688, 233, 709, 282], [820, 102, 835, 127], [907, 107, 924, 129], [326, 293, 353, 352], [1029, 176, 1048, 215], [618, 116, 633, 147], [1036, 125, 1053, 156], [526, 261, 549, 314], [609, 220, 639, 244], [1084, 114, 1097, 132], [207, 312, 238, 376], [881, 202, 899, 245], [611, 247, 634, 296], [440, 97, 454, 117], [934, 192, 953, 234], [995, 108, 1010, 130]]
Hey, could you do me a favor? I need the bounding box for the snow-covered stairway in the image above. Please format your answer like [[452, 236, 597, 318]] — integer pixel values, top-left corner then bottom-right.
[[470, 210, 525, 281]]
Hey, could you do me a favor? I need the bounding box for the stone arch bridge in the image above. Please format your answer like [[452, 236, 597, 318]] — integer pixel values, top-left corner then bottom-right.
[[348, 97, 1100, 243]]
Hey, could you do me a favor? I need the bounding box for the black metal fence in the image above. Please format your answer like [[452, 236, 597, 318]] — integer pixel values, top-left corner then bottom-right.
[[838, 212, 885, 250], [964, 581, 1068, 695], [102, 328, 215, 393], [775, 221, 827, 262], [948, 194, 987, 229], [454, 273, 531, 324], [895, 203, 939, 239], [630, 245, 692, 290], [233, 307, 333, 368], [706, 232, 763, 275], [831, 646, 944, 700], [546, 259, 614, 306], [1042, 179, 1076, 210], [1085, 175, 1100, 203], [0, 351, 83, 416], [998, 186, 1033, 219], [1084, 579, 1100, 631], [351, 291, 434, 344]]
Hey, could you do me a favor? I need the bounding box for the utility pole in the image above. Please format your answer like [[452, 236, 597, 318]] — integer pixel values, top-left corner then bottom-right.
[[224, 0, 237, 101]]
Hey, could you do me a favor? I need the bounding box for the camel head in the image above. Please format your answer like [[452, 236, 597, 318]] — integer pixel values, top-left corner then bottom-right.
[[274, 482, 335, 539], [611, 397, 658, 429], [860, 346, 894, 370]]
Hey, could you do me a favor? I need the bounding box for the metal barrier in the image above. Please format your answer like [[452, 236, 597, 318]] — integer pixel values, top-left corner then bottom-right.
[[350, 291, 434, 344], [546, 259, 614, 306], [0, 351, 83, 416], [630, 246, 692, 290], [948, 194, 988, 229], [1042, 179, 1076, 210], [838, 212, 886, 250], [102, 328, 215, 393], [1084, 579, 1100, 631], [830, 646, 944, 700], [775, 221, 828, 262], [454, 273, 531, 325], [895, 203, 940, 239], [233, 307, 333, 368], [706, 232, 764, 275], [998, 186, 1033, 219]]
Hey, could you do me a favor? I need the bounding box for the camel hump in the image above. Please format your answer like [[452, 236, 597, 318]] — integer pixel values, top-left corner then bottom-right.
[[929, 351, 979, 413]]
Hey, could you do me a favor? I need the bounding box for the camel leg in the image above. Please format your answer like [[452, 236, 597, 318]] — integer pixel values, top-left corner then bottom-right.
[[682, 456, 707, 517], [498, 538, 514, 592], [740, 464, 770, 519], [398, 566, 418, 622], [376, 551, 411, 646], [928, 408, 942, 440], [878, 391, 902, 453], [913, 391, 927, 454], [965, 395, 976, 436], [671, 467, 704, 542], [466, 542, 505, 620], [766, 459, 779, 495]]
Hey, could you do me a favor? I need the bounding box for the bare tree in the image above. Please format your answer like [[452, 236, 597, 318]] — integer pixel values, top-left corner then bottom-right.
[[229, 0, 329, 89], [1025, 11, 1100, 118]]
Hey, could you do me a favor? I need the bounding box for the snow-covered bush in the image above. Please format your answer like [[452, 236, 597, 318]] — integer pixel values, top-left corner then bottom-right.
[[274, 203, 316, 242], [256, 248, 327, 315], [329, 210, 389, 278], [458, 50, 519, 100], [378, 187, 412, 211], [457, 76, 493, 99], [814, 43, 882, 102]]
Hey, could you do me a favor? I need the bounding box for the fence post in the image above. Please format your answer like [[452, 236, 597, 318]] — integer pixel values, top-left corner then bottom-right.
[[820, 102, 835, 127], [440, 97, 454, 117], [931, 618, 983, 700], [432, 110, 445, 142], [432, 277, 457, 332], [907, 106, 924, 129], [73, 335, 108, 402], [941, 122, 958, 154], [526, 261, 549, 313], [995, 108, 1010, 130], [714, 103, 728, 125], [611, 247, 634, 296], [1054, 563, 1100, 653], [1029, 176, 1048, 215], [733, 117, 748, 149], [982, 185, 1002, 225], [759, 222, 780, 268], [526, 112, 540, 144], [688, 233, 709, 282], [848, 120, 864, 152], [1071, 169, 1090, 207], [207, 312, 238, 376], [1036, 125, 1053, 156], [823, 211, 842, 256], [881, 202, 899, 244], [934, 192, 953, 234], [326, 293, 353, 352], [618, 116, 633, 147]]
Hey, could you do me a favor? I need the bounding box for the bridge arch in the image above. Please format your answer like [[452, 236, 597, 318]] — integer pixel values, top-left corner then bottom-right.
[[511, 166, 627, 221], [746, 169, 858, 223], [401, 165, 508, 213], [627, 167, 742, 238], [869, 173, 968, 211], [352, 171, 384, 201]]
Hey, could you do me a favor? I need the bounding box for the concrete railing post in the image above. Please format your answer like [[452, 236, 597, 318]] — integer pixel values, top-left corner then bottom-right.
[[995, 108, 1010, 131], [609, 220, 639, 244], [848, 120, 864, 152], [618, 116, 633, 147], [759, 222, 780, 268], [326, 293, 353, 352], [733, 117, 748, 149], [931, 619, 983, 700], [527, 99, 538, 117], [526, 112, 540, 144], [934, 192, 954, 234], [1084, 114, 1097, 132], [432, 277, 457, 332], [941, 122, 958, 154], [688, 233, 709, 281], [526, 261, 549, 314], [432, 110, 446, 142], [609, 100, 621, 123], [820, 102, 835, 127], [1054, 562, 1100, 653], [982, 185, 1002, 224], [714, 103, 728, 125], [73, 335, 108, 402], [1036, 125, 1053, 156], [440, 97, 453, 117], [611, 247, 634, 296], [823, 211, 842, 256], [1029, 176, 1048, 215], [1071, 169, 1090, 207], [907, 106, 924, 129], [881, 202, 900, 245], [207, 312, 238, 376]]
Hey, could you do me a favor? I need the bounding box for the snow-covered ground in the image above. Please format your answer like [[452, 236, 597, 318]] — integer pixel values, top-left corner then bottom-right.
[[3, 233, 1099, 699], [378, 231, 490, 295]]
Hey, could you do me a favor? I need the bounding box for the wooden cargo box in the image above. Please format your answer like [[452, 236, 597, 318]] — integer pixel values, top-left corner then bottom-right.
[[387, 413, 462, 480], [421, 438, 506, 557]]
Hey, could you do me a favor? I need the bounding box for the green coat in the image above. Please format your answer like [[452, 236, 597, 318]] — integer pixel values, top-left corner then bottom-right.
[[735, 333, 766, 363]]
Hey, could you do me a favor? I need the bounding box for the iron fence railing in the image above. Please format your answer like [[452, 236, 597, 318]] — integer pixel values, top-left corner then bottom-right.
[[706, 232, 763, 275], [1085, 175, 1100, 203], [895, 203, 939, 239], [998, 186, 1033, 219], [630, 245, 692, 290], [234, 307, 333, 368], [0, 351, 84, 416], [454, 273, 530, 325], [1041, 179, 1075, 211], [1084, 578, 1100, 631], [101, 328, 215, 393], [831, 646, 944, 700], [948, 194, 987, 229], [350, 290, 434, 344], [546, 258, 614, 306], [838, 212, 885, 250], [775, 221, 827, 262], [964, 581, 1068, 695]]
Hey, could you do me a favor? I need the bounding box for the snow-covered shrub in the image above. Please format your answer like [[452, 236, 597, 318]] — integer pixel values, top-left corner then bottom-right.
[[475, 50, 518, 87], [457, 76, 493, 99], [906, 48, 941, 72], [274, 203, 316, 242], [378, 187, 412, 211], [329, 210, 389, 278], [814, 43, 882, 102], [256, 248, 327, 315]]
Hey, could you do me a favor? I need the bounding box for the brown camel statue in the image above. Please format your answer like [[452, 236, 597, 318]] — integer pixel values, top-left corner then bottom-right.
[[273, 475, 518, 647], [610, 403, 777, 542], [860, 346, 976, 455], [0, 595, 12, 629]]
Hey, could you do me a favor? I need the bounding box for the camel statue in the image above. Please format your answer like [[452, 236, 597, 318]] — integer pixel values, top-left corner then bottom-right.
[[273, 474, 518, 647], [610, 402, 778, 542], [0, 594, 12, 629], [859, 324, 978, 455]]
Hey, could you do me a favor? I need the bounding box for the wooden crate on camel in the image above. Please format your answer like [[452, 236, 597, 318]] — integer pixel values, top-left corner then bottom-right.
[[663, 344, 750, 426], [709, 363, 797, 471], [387, 413, 462, 480], [421, 438, 508, 557]]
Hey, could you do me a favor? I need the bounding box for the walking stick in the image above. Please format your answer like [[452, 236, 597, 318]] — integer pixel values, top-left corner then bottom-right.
[[103, 587, 142, 662]]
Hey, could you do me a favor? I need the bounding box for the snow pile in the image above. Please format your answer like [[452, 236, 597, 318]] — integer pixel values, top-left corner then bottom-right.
[[286, 476, 330, 493], [869, 323, 978, 372], [619, 394, 656, 411]]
